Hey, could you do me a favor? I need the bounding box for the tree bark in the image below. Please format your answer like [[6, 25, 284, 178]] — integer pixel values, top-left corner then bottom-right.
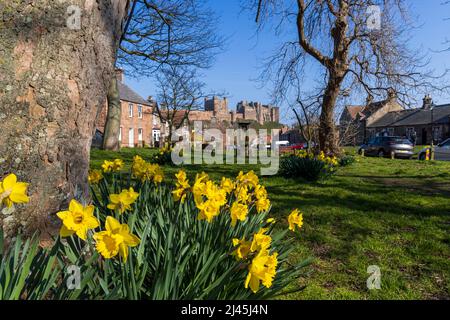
[[102, 76, 121, 151], [319, 75, 343, 154], [0, 0, 129, 239]]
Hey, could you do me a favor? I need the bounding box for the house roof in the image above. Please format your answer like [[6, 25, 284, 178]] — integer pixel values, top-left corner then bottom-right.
[[156, 110, 189, 127], [118, 82, 151, 106], [345, 105, 364, 120], [343, 99, 394, 121], [369, 104, 450, 128]]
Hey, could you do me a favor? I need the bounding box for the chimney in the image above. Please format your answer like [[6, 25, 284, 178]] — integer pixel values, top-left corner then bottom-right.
[[115, 69, 124, 83], [387, 88, 397, 101], [422, 94, 433, 110]]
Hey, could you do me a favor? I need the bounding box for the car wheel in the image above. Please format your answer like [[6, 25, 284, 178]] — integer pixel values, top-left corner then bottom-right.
[[378, 150, 385, 158], [418, 153, 426, 161]]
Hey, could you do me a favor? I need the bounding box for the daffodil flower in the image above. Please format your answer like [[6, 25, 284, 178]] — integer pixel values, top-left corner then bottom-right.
[[56, 199, 100, 240], [107, 187, 139, 214], [288, 209, 303, 232], [93, 216, 140, 262], [245, 250, 278, 293], [0, 173, 29, 208]]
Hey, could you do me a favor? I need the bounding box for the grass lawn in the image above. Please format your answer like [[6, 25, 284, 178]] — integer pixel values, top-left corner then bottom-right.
[[90, 147, 450, 300]]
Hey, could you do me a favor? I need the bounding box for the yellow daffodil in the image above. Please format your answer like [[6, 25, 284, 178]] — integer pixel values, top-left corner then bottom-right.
[[255, 197, 270, 213], [107, 187, 139, 214], [172, 170, 190, 203], [0, 174, 29, 208], [288, 209, 303, 232], [192, 172, 209, 197], [113, 159, 124, 171], [197, 199, 222, 222], [175, 170, 190, 188], [101, 160, 115, 173], [88, 169, 103, 184], [250, 228, 272, 252], [204, 181, 227, 206], [254, 184, 268, 200], [235, 185, 251, 204], [56, 199, 100, 240], [245, 250, 278, 293], [266, 218, 276, 224], [232, 237, 252, 260], [230, 202, 248, 227], [236, 171, 259, 189], [172, 187, 187, 203], [220, 177, 234, 194], [93, 216, 140, 262], [132, 156, 164, 184]]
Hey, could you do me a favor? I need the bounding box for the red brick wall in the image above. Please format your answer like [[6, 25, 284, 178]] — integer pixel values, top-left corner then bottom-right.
[[118, 100, 153, 147]]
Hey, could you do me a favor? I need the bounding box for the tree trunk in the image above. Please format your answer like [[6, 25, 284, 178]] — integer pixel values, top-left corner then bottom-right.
[[0, 0, 129, 239], [319, 75, 342, 155], [102, 76, 121, 150]]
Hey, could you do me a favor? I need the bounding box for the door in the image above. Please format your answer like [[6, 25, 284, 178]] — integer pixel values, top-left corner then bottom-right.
[[129, 128, 134, 147], [152, 130, 160, 147], [434, 139, 450, 161], [421, 128, 427, 145]]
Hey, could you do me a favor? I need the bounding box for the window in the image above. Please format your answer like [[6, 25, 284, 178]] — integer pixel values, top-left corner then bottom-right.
[[138, 128, 143, 141], [119, 127, 122, 141], [440, 139, 450, 148], [128, 104, 133, 117], [432, 126, 442, 142], [138, 105, 143, 118], [387, 128, 394, 136]]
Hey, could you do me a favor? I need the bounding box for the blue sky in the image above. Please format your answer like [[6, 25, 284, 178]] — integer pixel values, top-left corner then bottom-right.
[[126, 0, 450, 124]]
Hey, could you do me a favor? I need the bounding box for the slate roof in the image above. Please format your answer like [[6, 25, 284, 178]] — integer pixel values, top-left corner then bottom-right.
[[369, 104, 450, 128], [118, 82, 151, 105]]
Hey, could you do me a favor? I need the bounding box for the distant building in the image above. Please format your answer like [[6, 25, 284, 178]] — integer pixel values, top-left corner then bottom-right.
[[95, 72, 281, 148], [339, 92, 450, 145], [368, 95, 450, 145], [339, 91, 403, 145], [188, 96, 280, 125]]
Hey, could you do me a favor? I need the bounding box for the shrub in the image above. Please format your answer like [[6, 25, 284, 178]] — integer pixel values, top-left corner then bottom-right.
[[339, 155, 356, 167], [151, 145, 174, 166], [0, 160, 310, 300], [279, 150, 338, 182]]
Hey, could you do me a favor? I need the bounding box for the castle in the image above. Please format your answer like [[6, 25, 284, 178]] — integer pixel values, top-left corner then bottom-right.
[[188, 96, 280, 125]]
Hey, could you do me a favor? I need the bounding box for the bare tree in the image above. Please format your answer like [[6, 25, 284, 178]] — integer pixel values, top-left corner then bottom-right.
[[154, 66, 207, 143], [288, 75, 321, 153], [247, 0, 448, 154], [102, 0, 223, 150], [0, 0, 130, 237]]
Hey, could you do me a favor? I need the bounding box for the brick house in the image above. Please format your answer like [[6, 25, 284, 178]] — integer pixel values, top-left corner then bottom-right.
[[95, 70, 157, 148]]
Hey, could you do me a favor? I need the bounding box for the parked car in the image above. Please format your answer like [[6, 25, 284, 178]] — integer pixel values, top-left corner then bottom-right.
[[418, 138, 450, 161], [358, 136, 414, 159], [291, 143, 306, 150]]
